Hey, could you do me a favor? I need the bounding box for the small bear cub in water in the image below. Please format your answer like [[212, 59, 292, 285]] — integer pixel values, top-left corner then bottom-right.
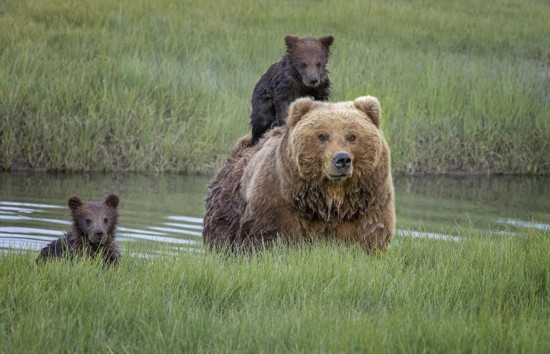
[[37, 194, 121, 265]]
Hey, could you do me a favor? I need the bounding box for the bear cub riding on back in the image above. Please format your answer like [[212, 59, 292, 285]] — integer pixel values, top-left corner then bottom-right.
[[249, 35, 334, 145]]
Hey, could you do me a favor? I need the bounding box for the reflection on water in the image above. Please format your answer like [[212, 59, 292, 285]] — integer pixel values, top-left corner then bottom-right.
[[0, 172, 549, 255], [397, 230, 462, 242], [496, 218, 550, 231], [0, 200, 204, 252], [0, 172, 208, 254], [394, 175, 550, 238]]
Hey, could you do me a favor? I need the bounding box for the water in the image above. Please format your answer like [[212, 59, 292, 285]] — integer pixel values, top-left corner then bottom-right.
[[395, 176, 550, 241], [0, 172, 208, 254], [1, 172, 549, 254]]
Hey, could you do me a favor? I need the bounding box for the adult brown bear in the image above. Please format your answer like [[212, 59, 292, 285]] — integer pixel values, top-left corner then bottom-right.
[[204, 96, 394, 252]]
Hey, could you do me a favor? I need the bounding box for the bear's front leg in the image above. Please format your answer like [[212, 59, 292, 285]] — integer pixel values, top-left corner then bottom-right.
[[103, 243, 121, 265], [236, 210, 281, 252], [250, 98, 276, 145], [358, 213, 394, 253], [273, 99, 291, 127]]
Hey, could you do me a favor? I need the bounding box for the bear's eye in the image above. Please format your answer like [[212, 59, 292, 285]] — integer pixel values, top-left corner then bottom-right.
[[318, 134, 328, 142], [316, 62, 322, 68], [103, 218, 109, 224], [347, 134, 356, 142], [300, 62, 307, 69], [85, 218, 92, 225]]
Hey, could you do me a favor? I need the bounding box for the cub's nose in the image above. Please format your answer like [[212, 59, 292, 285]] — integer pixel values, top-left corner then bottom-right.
[[309, 78, 319, 86], [94, 230, 104, 238], [333, 152, 352, 171]]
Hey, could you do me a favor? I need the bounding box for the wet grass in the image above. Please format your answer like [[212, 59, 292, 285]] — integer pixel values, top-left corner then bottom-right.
[[2, 230, 549, 353], [0, 0, 549, 174]]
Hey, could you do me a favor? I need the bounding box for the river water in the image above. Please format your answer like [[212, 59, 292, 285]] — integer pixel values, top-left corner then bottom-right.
[[1, 172, 548, 254]]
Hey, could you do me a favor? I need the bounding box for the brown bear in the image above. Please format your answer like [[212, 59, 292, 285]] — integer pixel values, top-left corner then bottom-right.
[[37, 194, 121, 265], [203, 96, 395, 252], [249, 35, 334, 145]]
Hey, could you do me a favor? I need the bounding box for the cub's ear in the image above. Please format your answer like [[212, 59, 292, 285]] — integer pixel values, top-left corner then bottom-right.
[[284, 35, 299, 49], [320, 35, 334, 49], [287, 97, 316, 128], [67, 196, 83, 212], [353, 96, 381, 128], [105, 194, 119, 209]]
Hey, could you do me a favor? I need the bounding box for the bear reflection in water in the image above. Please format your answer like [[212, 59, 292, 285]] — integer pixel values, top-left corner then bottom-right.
[[203, 96, 395, 253]]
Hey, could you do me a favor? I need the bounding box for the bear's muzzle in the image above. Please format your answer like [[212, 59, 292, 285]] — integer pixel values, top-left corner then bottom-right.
[[328, 152, 352, 180]]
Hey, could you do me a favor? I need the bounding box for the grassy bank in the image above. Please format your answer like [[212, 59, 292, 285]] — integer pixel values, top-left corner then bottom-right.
[[1, 0, 549, 174], [1, 230, 549, 353]]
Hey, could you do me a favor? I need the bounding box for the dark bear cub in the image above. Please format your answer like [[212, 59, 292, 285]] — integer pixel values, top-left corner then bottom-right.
[[249, 34, 334, 145], [37, 194, 121, 265]]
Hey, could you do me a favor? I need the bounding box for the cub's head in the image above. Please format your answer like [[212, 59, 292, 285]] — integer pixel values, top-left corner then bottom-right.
[[287, 96, 387, 183], [285, 35, 334, 88], [68, 194, 119, 244]]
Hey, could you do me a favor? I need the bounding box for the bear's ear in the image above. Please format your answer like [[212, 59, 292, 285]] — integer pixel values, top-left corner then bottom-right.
[[285, 35, 299, 49], [319, 35, 334, 49], [287, 97, 316, 128], [105, 193, 119, 209], [68, 196, 83, 212], [353, 96, 381, 128]]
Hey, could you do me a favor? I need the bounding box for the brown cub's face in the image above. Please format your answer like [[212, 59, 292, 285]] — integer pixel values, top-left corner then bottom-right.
[[68, 194, 119, 244], [285, 35, 334, 87], [288, 97, 383, 183]]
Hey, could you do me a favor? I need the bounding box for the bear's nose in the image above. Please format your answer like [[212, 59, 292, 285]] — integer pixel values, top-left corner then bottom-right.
[[333, 152, 352, 171], [309, 78, 319, 86], [94, 230, 104, 237]]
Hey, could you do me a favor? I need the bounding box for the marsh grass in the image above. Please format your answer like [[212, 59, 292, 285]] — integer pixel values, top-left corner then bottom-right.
[[0, 0, 549, 173], [2, 230, 549, 353]]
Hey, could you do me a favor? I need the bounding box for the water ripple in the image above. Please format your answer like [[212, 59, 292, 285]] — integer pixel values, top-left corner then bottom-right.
[[0, 199, 204, 254]]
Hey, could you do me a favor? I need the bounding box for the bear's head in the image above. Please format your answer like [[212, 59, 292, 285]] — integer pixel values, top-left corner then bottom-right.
[[285, 35, 334, 88], [287, 96, 386, 184], [68, 194, 119, 244]]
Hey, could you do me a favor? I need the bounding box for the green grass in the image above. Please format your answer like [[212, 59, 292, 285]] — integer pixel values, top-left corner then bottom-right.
[[1, 0, 549, 174], [2, 230, 549, 353]]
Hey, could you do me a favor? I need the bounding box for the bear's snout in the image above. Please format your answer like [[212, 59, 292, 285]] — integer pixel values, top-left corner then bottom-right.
[[327, 152, 353, 180], [90, 229, 106, 243], [333, 152, 352, 171], [303, 75, 320, 87], [307, 78, 319, 86]]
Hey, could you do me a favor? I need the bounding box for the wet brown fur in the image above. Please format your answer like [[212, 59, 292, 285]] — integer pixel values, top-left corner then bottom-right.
[[37, 194, 121, 265], [204, 96, 395, 252], [249, 35, 334, 145]]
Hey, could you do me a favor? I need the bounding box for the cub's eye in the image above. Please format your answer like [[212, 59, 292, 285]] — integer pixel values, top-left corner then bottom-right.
[[347, 134, 356, 142], [103, 218, 109, 224], [300, 62, 307, 68], [316, 62, 322, 68], [318, 134, 328, 142], [85, 218, 92, 225]]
